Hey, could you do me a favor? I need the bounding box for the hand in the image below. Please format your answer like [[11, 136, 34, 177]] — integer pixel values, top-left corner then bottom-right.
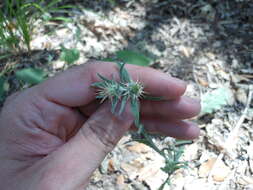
[[0, 61, 200, 190]]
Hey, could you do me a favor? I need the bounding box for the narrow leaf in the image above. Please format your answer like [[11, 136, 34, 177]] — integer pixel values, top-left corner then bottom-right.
[[130, 98, 140, 127], [50, 16, 72, 22], [0, 76, 8, 101], [117, 62, 131, 83], [90, 82, 106, 88], [137, 123, 144, 134], [119, 95, 128, 115], [97, 73, 112, 84], [111, 96, 119, 114], [143, 95, 165, 101]]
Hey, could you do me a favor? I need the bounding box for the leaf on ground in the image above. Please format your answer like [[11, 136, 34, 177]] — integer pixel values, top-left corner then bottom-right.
[[101, 57, 116, 62], [201, 87, 234, 115], [15, 68, 47, 85], [116, 50, 152, 66], [60, 46, 80, 64], [0, 76, 9, 101]]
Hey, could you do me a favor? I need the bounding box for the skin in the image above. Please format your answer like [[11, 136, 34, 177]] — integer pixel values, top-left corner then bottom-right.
[[0, 61, 201, 190]]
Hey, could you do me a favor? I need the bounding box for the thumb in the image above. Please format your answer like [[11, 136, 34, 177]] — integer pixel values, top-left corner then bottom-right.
[[41, 102, 134, 189]]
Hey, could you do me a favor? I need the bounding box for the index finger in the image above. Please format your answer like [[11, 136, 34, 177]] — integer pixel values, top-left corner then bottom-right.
[[37, 61, 187, 107]]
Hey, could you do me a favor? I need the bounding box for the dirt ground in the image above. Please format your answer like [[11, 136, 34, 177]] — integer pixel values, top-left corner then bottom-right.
[[1, 0, 253, 189]]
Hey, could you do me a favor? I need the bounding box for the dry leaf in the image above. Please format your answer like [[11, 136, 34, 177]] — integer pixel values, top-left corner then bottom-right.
[[198, 158, 216, 177]]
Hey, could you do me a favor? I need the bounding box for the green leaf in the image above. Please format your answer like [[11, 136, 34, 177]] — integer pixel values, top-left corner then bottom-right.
[[143, 95, 165, 101], [130, 98, 140, 127], [97, 73, 112, 84], [119, 95, 128, 115], [111, 96, 119, 114], [50, 16, 72, 22], [117, 62, 131, 83], [0, 76, 9, 101], [201, 87, 234, 115], [158, 177, 170, 190], [116, 50, 152, 66], [175, 140, 192, 146], [15, 68, 47, 85], [90, 81, 106, 88], [60, 46, 80, 64]]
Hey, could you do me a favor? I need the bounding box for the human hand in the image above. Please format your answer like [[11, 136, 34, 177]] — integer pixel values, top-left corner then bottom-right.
[[0, 61, 200, 190]]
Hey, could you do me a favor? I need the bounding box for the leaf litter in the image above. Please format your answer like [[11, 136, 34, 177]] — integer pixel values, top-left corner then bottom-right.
[[1, 0, 253, 189]]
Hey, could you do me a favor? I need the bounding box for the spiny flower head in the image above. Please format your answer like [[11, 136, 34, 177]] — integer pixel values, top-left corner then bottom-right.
[[96, 81, 121, 102], [124, 80, 144, 99]]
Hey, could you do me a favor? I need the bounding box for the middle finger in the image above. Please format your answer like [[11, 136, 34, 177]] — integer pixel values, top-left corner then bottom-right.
[[79, 96, 201, 120]]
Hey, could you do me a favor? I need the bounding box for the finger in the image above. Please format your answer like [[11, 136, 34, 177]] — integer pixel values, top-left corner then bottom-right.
[[141, 96, 201, 119], [79, 96, 201, 120], [36, 102, 134, 189], [37, 61, 187, 107], [78, 100, 199, 140], [137, 118, 200, 140]]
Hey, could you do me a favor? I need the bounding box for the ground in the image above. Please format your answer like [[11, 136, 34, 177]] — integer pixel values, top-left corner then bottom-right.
[[0, 0, 253, 189]]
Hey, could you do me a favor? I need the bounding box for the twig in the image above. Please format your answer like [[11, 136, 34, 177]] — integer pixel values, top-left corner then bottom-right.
[[207, 85, 253, 182], [192, 65, 203, 99]]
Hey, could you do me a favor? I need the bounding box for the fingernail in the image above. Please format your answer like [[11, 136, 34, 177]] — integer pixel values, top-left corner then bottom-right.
[[174, 78, 187, 88], [190, 98, 201, 104]]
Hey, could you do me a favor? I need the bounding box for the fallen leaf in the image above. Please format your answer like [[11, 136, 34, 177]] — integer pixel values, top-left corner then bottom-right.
[[201, 87, 234, 115], [116, 50, 152, 66], [198, 158, 216, 178], [15, 68, 47, 85], [212, 161, 231, 182], [116, 175, 125, 186], [126, 142, 151, 154]]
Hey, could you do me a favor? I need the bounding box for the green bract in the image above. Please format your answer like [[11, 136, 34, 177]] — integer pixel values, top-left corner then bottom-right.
[[92, 63, 145, 116], [91, 63, 187, 189]]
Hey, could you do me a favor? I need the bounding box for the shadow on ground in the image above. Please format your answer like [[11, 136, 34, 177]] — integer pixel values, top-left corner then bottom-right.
[[79, 0, 253, 80]]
